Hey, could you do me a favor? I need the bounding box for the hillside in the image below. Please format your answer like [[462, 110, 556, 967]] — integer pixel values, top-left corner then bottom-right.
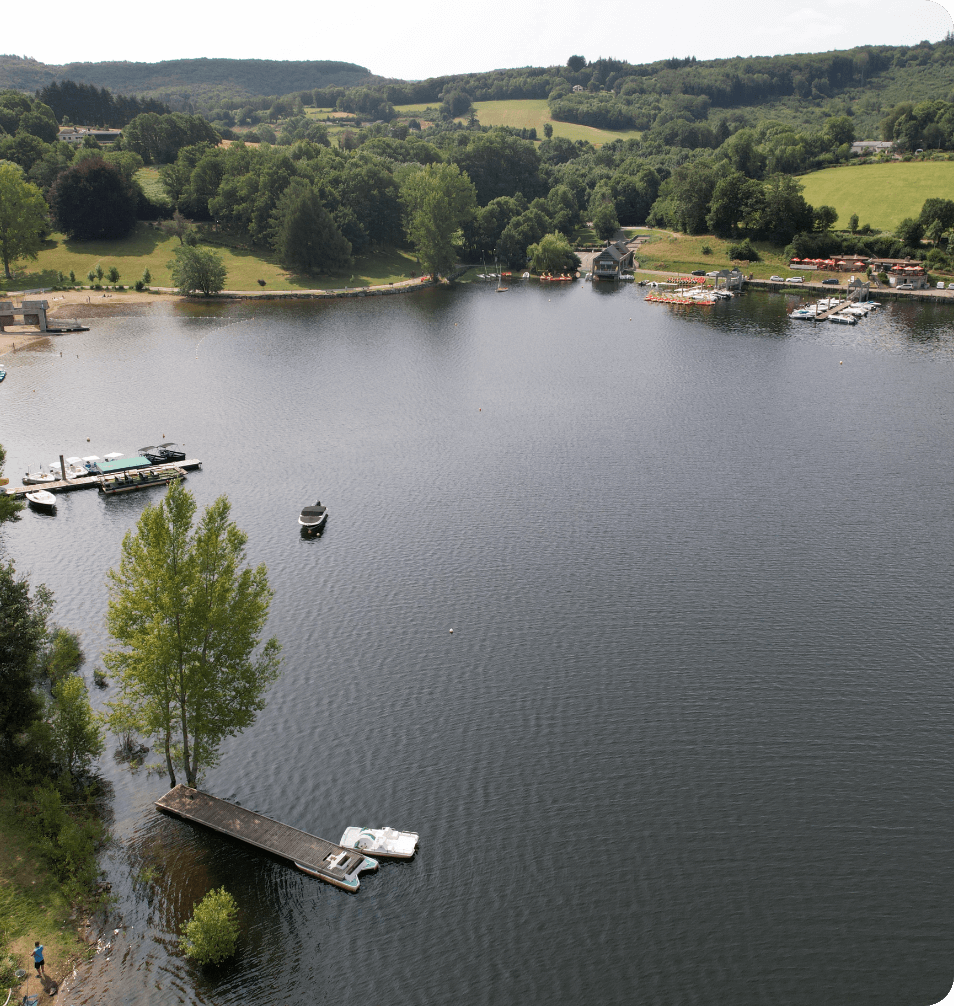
[[0, 55, 374, 102], [799, 162, 954, 231]]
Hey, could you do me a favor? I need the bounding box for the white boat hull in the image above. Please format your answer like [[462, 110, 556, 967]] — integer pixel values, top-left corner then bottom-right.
[[339, 827, 419, 859]]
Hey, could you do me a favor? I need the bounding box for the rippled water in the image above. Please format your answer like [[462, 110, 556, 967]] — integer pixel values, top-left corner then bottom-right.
[[3, 284, 953, 1005]]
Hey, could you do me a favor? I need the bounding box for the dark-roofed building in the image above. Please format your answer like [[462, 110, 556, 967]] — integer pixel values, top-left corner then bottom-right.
[[592, 241, 634, 280]]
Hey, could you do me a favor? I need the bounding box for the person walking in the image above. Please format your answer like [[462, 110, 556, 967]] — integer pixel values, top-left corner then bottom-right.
[[32, 941, 46, 978]]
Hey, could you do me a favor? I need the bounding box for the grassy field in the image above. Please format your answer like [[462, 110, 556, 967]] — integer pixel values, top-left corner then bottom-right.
[[135, 166, 170, 208], [0, 226, 423, 294], [391, 99, 638, 146], [634, 231, 800, 279], [798, 161, 954, 231]]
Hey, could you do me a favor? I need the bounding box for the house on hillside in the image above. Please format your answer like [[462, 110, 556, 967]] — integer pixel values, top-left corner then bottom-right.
[[58, 127, 122, 145], [592, 241, 634, 280], [850, 140, 893, 155]]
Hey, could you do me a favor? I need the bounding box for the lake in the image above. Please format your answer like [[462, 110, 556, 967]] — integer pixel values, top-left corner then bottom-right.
[[3, 281, 953, 1005]]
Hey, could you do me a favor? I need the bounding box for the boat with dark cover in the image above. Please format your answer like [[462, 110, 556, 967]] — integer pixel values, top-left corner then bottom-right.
[[299, 501, 328, 533]]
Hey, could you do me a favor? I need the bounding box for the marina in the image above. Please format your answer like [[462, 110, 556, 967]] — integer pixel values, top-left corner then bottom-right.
[[155, 786, 380, 891], [5, 458, 202, 497]]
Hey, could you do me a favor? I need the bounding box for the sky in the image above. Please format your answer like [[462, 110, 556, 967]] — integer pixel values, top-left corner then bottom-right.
[[5, 0, 954, 79]]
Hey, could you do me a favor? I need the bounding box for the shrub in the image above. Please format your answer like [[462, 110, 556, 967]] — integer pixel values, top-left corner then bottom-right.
[[180, 888, 239, 964], [134, 280, 145, 292], [727, 239, 760, 262], [40, 627, 83, 683], [701, 244, 712, 255]]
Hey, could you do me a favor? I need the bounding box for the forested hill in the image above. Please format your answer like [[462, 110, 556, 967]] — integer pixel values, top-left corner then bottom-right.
[[0, 55, 374, 102]]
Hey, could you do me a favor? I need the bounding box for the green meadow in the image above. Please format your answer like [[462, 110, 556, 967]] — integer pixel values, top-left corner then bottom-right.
[[392, 99, 637, 146], [798, 161, 954, 231], [0, 225, 422, 294]]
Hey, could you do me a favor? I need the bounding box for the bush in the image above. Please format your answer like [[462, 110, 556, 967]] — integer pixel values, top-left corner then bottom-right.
[[40, 627, 84, 683], [727, 239, 760, 262], [180, 888, 239, 964], [701, 244, 712, 255]]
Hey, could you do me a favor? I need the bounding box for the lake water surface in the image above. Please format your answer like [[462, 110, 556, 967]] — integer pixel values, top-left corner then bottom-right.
[[3, 282, 953, 1005]]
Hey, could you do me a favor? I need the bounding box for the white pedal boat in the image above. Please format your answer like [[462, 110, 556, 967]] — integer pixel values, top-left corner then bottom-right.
[[339, 827, 419, 858]]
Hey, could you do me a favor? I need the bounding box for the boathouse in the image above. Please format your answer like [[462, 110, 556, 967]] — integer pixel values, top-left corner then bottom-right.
[[0, 300, 49, 332], [593, 241, 634, 280]]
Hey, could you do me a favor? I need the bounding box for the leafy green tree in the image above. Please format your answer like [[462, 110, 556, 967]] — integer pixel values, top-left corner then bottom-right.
[[50, 157, 138, 241], [567, 55, 587, 72], [107, 266, 120, 285], [498, 208, 551, 265], [169, 246, 227, 296], [0, 163, 48, 280], [896, 216, 926, 249], [180, 888, 239, 964], [813, 205, 839, 231], [1, 443, 24, 522], [526, 232, 580, 275], [849, 213, 859, 234], [271, 178, 351, 273], [50, 676, 104, 781], [592, 200, 619, 242], [0, 561, 51, 767], [543, 122, 553, 139], [105, 483, 281, 787], [400, 162, 477, 278]]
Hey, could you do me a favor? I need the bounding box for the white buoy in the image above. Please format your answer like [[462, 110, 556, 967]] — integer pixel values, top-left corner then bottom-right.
[[449, 629, 454, 634]]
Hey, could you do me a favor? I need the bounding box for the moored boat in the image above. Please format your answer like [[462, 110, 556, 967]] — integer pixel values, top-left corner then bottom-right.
[[299, 501, 328, 533], [23, 469, 55, 485], [339, 827, 419, 859], [99, 466, 185, 495], [25, 489, 56, 512]]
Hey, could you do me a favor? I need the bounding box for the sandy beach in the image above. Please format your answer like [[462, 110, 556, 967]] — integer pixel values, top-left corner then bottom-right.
[[1, 289, 181, 356]]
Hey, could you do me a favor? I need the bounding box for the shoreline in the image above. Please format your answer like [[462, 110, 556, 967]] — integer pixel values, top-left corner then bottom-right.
[[4, 269, 951, 356]]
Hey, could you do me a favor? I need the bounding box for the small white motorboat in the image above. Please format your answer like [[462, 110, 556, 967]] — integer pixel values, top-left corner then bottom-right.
[[299, 501, 328, 533], [339, 827, 419, 859], [23, 468, 55, 485], [25, 489, 56, 512]]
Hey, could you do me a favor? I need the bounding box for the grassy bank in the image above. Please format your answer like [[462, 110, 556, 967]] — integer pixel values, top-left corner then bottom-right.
[[799, 161, 954, 231], [0, 779, 103, 997], [633, 231, 798, 279], [0, 225, 423, 294]]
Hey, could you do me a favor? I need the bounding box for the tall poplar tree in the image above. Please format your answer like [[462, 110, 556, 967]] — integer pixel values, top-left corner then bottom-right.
[[400, 162, 477, 279], [104, 483, 281, 787], [0, 163, 47, 280]]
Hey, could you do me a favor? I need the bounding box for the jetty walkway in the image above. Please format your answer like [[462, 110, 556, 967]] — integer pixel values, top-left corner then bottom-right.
[[7, 459, 202, 497], [155, 785, 378, 891]]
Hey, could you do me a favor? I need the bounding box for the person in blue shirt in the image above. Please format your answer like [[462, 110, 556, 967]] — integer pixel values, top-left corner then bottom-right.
[[32, 941, 46, 977]]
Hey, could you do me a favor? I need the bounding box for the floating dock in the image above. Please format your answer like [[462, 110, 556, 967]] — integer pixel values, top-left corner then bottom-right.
[[155, 785, 378, 891], [7, 459, 202, 497]]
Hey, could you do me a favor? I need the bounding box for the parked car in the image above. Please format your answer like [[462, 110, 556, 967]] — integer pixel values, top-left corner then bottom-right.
[[898, 282, 914, 289], [691, 269, 706, 276], [937, 281, 945, 289], [785, 276, 804, 283], [821, 278, 839, 285], [706, 271, 719, 277], [770, 275, 785, 282]]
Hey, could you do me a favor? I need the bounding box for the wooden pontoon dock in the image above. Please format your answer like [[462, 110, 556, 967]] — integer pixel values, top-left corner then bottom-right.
[[6, 459, 202, 497], [155, 785, 379, 891]]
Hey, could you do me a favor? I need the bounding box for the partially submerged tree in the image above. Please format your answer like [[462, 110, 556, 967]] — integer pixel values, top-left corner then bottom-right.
[[105, 482, 281, 787], [180, 887, 239, 964], [50, 675, 104, 781]]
